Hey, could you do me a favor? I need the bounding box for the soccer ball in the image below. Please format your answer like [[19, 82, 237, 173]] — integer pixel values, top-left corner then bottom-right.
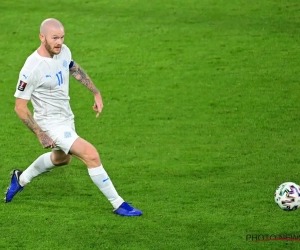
[[274, 182, 300, 211]]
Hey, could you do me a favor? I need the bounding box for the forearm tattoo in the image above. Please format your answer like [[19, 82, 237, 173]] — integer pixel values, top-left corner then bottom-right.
[[21, 112, 43, 135], [69, 62, 100, 94]]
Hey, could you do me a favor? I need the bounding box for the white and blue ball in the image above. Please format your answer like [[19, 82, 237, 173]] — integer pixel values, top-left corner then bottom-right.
[[274, 182, 300, 211]]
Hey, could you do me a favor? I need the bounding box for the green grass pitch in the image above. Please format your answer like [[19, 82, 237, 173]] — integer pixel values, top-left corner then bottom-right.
[[1, 0, 300, 249]]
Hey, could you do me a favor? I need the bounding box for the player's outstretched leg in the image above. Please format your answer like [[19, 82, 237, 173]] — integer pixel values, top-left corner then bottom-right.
[[5, 169, 24, 202], [70, 138, 143, 216]]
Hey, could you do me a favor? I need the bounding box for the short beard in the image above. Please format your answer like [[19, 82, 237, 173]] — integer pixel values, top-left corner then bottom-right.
[[45, 39, 61, 57]]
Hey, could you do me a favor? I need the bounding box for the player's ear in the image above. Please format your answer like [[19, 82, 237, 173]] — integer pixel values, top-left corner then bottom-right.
[[39, 33, 45, 43]]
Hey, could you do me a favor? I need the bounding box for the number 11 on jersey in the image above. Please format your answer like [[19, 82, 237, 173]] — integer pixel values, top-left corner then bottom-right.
[[56, 71, 63, 86]]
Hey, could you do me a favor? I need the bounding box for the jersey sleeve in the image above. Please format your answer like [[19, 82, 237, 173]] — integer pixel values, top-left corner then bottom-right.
[[14, 68, 37, 100]]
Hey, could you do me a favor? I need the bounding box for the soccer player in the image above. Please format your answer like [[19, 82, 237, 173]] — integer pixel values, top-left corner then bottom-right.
[[5, 18, 142, 216]]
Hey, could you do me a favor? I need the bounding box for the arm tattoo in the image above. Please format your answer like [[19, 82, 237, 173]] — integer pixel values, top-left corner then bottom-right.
[[21, 112, 43, 135], [69, 62, 100, 94]]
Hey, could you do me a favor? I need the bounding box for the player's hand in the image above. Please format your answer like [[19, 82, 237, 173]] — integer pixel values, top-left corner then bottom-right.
[[37, 132, 56, 149], [93, 93, 103, 118]]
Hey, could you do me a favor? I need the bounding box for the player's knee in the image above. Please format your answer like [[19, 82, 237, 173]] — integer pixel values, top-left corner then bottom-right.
[[87, 150, 100, 163], [52, 155, 72, 166]]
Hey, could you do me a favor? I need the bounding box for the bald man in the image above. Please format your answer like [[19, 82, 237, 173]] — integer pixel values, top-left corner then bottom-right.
[[5, 18, 142, 216]]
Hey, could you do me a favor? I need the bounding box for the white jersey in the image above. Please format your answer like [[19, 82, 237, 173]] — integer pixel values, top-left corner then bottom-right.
[[14, 44, 74, 131]]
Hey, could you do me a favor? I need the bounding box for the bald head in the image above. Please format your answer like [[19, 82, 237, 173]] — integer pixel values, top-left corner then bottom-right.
[[40, 18, 64, 35], [38, 18, 65, 57]]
